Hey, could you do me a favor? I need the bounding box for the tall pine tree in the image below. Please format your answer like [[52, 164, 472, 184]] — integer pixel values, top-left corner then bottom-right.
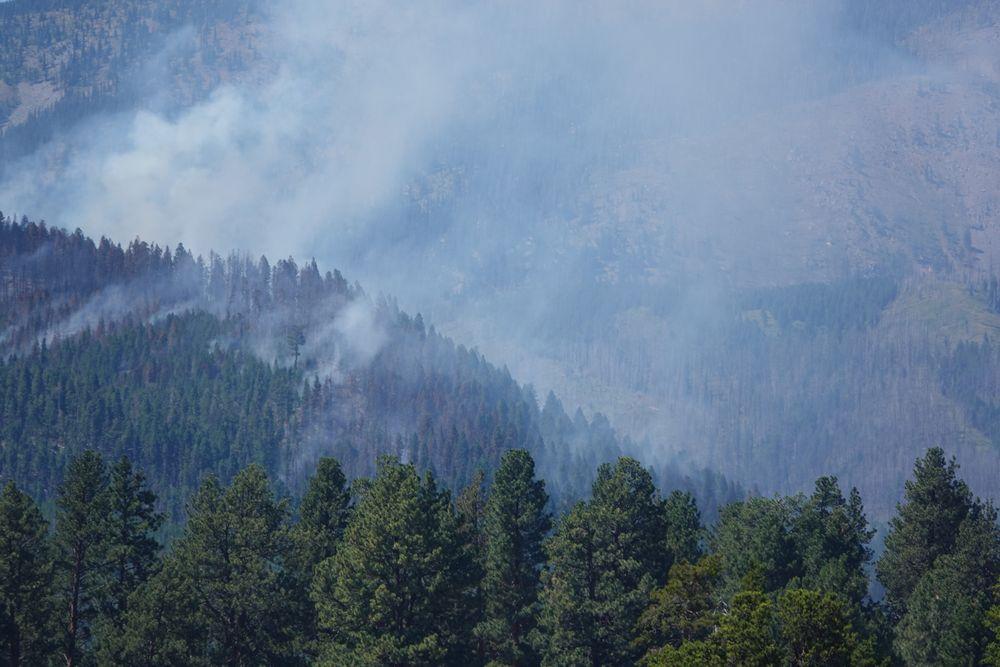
[[476, 449, 551, 665], [94, 456, 163, 664], [158, 465, 298, 664], [312, 456, 478, 665], [876, 448, 975, 619], [538, 457, 664, 666], [54, 450, 109, 666], [0, 482, 55, 666]]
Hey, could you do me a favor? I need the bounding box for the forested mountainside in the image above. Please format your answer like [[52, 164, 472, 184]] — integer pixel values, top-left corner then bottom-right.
[[505, 269, 1000, 520], [2, 444, 998, 665], [3, 0, 1000, 518], [0, 216, 741, 520]]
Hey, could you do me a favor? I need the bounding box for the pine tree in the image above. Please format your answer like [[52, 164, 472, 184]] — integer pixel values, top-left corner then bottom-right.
[[777, 589, 858, 666], [456, 469, 487, 663], [876, 448, 975, 619], [476, 449, 551, 665], [291, 456, 352, 659], [711, 495, 800, 599], [538, 457, 664, 666], [292, 456, 352, 577], [662, 490, 703, 569], [894, 507, 1000, 665], [644, 639, 725, 666], [793, 477, 873, 605], [169, 466, 297, 664], [114, 557, 206, 666], [54, 450, 109, 667], [633, 556, 721, 660], [0, 482, 55, 666], [311, 456, 477, 665], [986, 578, 1000, 666], [103, 457, 162, 619], [718, 589, 780, 667], [93, 456, 163, 663], [536, 502, 599, 666]]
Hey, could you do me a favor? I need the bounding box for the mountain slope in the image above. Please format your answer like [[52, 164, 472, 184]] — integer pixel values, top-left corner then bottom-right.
[[3, 0, 1000, 518], [0, 217, 741, 519]]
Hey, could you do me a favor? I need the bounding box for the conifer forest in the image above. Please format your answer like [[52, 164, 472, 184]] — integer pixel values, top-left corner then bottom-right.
[[4, 0, 1000, 664]]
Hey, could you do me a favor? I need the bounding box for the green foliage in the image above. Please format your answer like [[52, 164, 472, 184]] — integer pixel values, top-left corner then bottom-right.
[[93, 456, 163, 663], [115, 557, 205, 666], [477, 450, 550, 666], [311, 456, 478, 665], [292, 456, 352, 578], [713, 481, 874, 605], [54, 449, 110, 666], [662, 490, 703, 569], [633, 556, 721, 660], [537, 457, 664, 666], [122, 466, 299, 665], [643, 639, 725, 667], [712, 495, 802, 598], [0, 312, 300, 520], [0, 481, 55, 665], [894, 507, 1000, 665], [986, 579, 1000, 666], [0, 444, 997, 667], [718, 589, 780, 667], [876, 448, 976, 619], [793, 477, 873, 605], [182, 465, 296, 663], [777, 589, 858, 666]]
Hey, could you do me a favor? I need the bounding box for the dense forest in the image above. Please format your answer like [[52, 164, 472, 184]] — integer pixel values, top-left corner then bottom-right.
[[4, 2, 1000, 663], [0, 216, 741, 521], [1, 445, 997, 665], [4, 0, 1000, 525]]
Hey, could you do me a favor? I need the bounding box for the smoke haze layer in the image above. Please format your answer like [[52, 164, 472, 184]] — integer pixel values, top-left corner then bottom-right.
[[4, 0, 1000, 515]]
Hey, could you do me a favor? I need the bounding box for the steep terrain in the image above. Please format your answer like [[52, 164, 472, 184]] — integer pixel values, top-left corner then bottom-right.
[[3, 0, 1000, 518], [0, 217, 740, 519]]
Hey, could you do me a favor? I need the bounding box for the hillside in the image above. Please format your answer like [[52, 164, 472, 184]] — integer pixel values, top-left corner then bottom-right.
[[0, 216, 741, 519], [2, 0, 1000, 519]]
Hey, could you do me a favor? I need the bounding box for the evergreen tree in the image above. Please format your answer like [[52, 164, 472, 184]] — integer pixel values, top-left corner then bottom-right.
[[476, 449, 550, 665], [537, 457, 664, 666], [114, 558, 206, 667], [0, 482, 55, 666], [718, 589, 780, 667], [894, 507, 1000, 665], [455, 469, 488, 663], [662, 490, 703, 568], [643, 639, 724, 666], [455, 469, 488, 569], [535, 502, 599, 666], [712, 495, 801, 599], [99, 457, 163, 630], [777, 589, 858, 666], [633, 556, 721, 660], [292, 456, 352, 577], [92, 457, 163, 664], [54, 450, 109, 667], [290, 456, 352, 659], [876, 448, 975, 619], [163, 466, 297, 664], [793, 477, 873, 605], [986, 579, 1000, 666], [311, 456, 477, 665]]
